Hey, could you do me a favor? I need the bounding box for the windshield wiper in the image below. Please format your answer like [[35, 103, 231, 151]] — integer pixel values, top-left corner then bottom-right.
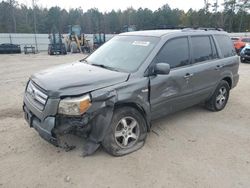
[[91, 63, 120, 72]]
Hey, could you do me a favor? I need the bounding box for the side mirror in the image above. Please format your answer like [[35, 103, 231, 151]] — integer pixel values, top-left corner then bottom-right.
[[154, 63, 170, 75]]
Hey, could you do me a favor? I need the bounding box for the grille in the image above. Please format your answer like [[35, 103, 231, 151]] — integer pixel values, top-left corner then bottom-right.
[[26, 81, 48, 111]]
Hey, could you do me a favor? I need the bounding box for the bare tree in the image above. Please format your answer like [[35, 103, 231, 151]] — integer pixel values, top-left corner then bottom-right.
[[204, 0, 211, 14], [212, 0, 219, 12]]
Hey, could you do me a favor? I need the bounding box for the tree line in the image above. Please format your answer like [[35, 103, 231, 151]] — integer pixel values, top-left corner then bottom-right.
[[0, 0, 250, 34]]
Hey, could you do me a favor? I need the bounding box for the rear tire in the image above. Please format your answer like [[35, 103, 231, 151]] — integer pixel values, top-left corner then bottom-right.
[[102, 107, 147, 156], [205, 80, 230, 112], [48, 49, 53, 55]]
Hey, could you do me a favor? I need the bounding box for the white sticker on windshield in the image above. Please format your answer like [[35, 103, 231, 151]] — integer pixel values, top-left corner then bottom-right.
[[132, 41, 150, 46]]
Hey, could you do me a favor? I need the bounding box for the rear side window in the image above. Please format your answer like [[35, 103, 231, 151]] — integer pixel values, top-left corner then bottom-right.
[[156, 37, 189, 69], [191, 36, 216, 63], [215, 35, 236, 58]]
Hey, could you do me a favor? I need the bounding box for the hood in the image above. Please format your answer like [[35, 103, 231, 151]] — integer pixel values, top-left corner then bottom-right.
[[31, 61, 129, 97]]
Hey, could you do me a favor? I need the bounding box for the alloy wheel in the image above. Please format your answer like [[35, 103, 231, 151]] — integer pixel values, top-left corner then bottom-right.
[[215, 86, 227, 109], [114, 116, 140, 148]]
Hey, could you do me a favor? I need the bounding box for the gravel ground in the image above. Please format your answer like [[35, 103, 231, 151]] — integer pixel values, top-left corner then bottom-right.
[[0, 53, 249, 188]]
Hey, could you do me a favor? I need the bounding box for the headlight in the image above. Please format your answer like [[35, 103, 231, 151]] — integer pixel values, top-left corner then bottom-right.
[[58, 94, 91, 116]]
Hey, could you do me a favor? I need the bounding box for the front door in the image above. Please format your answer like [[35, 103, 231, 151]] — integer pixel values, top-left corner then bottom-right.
[[149, 37, 195, 119]]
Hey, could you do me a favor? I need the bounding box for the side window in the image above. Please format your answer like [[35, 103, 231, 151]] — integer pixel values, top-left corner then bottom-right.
[[156, 37, 189, 69], [191, 36, 214, 63], [214, 35, 236, 58]]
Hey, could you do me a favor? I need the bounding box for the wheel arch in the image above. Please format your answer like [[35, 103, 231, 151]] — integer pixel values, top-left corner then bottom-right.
[[222, 76, 232, 89], [114, 102, 151, 131]]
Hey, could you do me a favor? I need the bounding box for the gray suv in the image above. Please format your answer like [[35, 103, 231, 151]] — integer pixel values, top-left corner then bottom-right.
[[23, 29, 239, 156]]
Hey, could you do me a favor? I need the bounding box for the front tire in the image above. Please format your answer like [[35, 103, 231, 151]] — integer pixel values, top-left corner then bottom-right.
[[205, 80, 230, 112], [102, 107, 147, 156]]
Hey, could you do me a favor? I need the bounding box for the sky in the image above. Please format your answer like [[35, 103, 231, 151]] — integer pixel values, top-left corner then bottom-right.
[[17, 0, 224, 12]]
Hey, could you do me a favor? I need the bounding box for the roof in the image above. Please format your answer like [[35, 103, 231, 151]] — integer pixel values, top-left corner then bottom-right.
[[119, 29, 226, 37], [119, 30, 182, 37]]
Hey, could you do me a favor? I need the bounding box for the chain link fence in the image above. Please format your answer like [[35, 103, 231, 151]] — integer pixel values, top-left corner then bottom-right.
[[0, 32, 249, 52], [0, 33, 115, 52]]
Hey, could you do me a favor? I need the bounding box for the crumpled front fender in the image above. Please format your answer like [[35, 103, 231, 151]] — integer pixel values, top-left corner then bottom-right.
[[82, 89, 117, 156]]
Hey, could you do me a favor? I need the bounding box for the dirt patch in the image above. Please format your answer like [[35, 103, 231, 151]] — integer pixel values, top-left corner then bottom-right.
[[0, 108, 23, 119], [0, 53, 250, 188]]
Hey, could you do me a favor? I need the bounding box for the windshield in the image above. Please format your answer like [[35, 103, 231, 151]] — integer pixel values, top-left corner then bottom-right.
[[86, 35, 159, 72]]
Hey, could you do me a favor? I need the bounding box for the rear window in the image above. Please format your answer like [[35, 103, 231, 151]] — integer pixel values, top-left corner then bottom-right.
[[214, 35, 236, 58]]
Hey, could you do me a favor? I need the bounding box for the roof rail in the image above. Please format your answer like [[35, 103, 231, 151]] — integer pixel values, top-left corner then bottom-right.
[[153, 26, 224, 32], [182, 27, 224, 31], [155, 26, 188, 30]]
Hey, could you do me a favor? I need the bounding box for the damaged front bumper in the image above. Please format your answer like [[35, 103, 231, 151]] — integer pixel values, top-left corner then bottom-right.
[[23, 89, 117, 155], [23, 104, 92, 148], [23, 105, 58, 145], [23, 95, 92, 146], [23, 92, 61, 146]]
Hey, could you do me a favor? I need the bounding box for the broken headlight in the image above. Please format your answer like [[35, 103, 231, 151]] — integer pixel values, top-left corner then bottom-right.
[[58, 94, 91, 116]]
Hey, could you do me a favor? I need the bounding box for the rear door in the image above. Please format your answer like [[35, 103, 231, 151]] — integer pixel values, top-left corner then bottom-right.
[[214, 35, 239, 86], [149, 37, 195, 119], [189, 35, 221, 101]]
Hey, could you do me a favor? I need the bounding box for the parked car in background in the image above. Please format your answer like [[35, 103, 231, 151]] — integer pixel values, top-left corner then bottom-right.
[[232, 37, 250, 54], [240, 45, 250, 63], [231, 37, 239, 42], [0, 43, 21, 54], [23, 29, 239, 156]]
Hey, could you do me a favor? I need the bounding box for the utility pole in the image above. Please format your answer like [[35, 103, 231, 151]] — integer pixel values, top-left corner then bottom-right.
[[32, 0, 38, 53]]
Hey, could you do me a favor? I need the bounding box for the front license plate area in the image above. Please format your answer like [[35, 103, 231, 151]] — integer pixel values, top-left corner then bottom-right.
[[24, 107, 33, 127]]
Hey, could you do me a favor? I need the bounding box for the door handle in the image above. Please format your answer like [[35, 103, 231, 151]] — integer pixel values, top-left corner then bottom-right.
[[215, 64, 224, 70], [183, 73, 194, 79]]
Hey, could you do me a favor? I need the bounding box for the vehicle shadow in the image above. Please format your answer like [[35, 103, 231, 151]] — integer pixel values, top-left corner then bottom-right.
[[55, 104, 209, 157], [151, 104, 208, 127]]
